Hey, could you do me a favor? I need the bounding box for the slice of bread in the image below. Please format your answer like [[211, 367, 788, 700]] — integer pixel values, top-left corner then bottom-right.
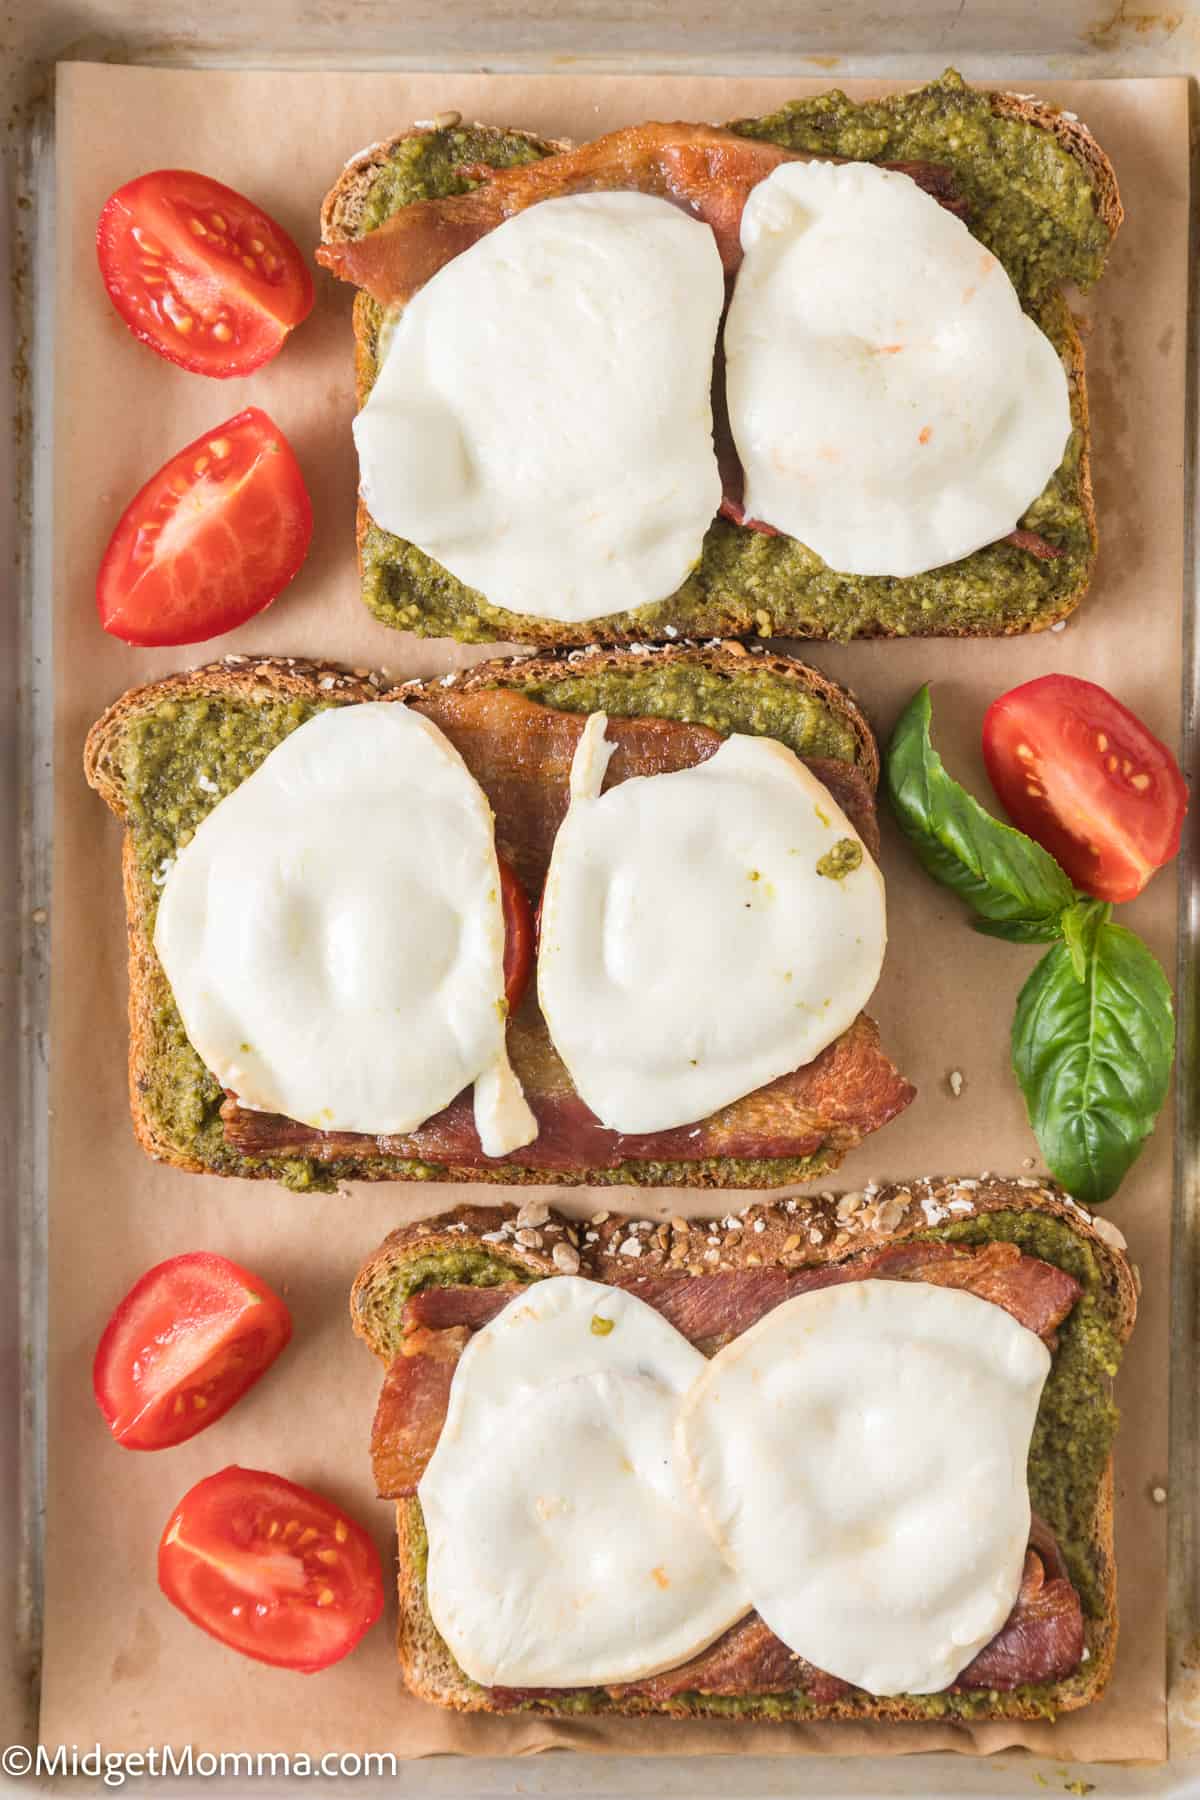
[[351, 1177, 1136, 1723], [320, 71, 1122, 647], [84, 640, 898, 1191]]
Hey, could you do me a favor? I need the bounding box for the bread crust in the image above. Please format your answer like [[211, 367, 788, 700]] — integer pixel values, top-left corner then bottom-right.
[[320, 87, 1117, 647], [85, 643, 885, 1186], [353, 1178, 1135, 1723]]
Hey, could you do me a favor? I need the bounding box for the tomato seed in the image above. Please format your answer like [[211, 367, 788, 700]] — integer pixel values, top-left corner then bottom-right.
[[212, 322, 233, 342]]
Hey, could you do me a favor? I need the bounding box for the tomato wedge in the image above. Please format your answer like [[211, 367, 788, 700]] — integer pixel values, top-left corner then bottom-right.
[[159, 1467, 383, 1672], [98, 170, 313, 376], [983, 674, 1188, 904], [498, 855, 534, 1013], [93, 1253, 292, 1450], [97, 407, 312, 646]]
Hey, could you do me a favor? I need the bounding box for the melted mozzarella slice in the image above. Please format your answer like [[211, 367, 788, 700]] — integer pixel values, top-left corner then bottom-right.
[[724, 160, 1073, 578], [153, 704, 536, 1154], [536, 712, 886, 1134], [354, 190, 725, 623], [420, 1276, 748, 1687], [678, 1279, 1050, 1696]]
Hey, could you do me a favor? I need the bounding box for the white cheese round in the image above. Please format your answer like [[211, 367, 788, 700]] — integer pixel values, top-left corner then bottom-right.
[[420, 1276, 748, 1688], [677, 1279, 1051, 1696], [536, 713, 887, 1134], [724, 160, 1073, 578], [153, 704, 535, 1154], [353, 190, 725, 623]]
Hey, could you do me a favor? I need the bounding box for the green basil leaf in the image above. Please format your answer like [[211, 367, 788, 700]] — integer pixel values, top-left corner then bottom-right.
[[886, 686, 1076, 930], [972, 916, 1068, 945], [1012, 920, 1175, 1204], [1060, 897, 1111, 982]]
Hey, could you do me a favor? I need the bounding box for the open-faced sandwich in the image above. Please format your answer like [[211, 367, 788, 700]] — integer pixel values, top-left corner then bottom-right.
[[84, 642, 913, 1191], [317, 70, 1121, 646], [351, 1180, 1135, 1722]]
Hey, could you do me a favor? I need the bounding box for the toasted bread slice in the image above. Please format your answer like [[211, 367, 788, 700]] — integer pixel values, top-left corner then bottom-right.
[[320, 72, 1121, 647], [85, 640, 898, 1191], [351, 1177, 1136, 1723]]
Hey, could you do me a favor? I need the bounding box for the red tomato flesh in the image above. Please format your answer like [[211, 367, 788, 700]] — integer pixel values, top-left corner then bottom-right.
[[983, 673, 1188, 903], [97, 406, 312, 647], [159, 1467, 383, 1672], [93, 1252, 292, 1451], [498, 855, 534, 1013], [98, 170, 313, 377]]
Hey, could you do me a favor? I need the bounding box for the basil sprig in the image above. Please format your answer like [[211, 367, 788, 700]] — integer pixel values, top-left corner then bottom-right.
[[885, 686, 1075, 935], [885, 687, 1174, 1205]]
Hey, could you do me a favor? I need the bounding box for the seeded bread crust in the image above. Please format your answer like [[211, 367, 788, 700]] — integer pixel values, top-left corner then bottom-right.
[[319, 85, 1118, 647], [353, 1177, 1136, 1723], [85, 642, 883, 1185]]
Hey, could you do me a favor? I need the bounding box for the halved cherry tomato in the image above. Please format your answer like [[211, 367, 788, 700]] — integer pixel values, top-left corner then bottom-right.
[[159, 1467, 383, 1672], [498, 855, 534, 1013], [97, 170, 314, 376], [983, 673, 1188, 904], [97, 407, 312, 646], [93, 1253, 292, 1451]]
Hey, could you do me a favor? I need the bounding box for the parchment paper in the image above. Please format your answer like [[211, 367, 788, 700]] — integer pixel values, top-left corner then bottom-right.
[[42, 64, 1186, 1765]]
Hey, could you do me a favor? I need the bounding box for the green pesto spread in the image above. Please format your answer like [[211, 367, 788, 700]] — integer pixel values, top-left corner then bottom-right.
[[399, 1209, 1120, 1720], [352, 70, 1104, 645], [817, 838, 863, 880], [119, 664, 856, 1190], [359, 1249, 534, 1360]]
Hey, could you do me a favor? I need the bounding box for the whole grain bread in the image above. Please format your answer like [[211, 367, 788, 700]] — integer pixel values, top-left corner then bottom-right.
[[319, 80, 1119, 647], [85, 641, 888, 1188], [351, 1177, 1136, 1724]]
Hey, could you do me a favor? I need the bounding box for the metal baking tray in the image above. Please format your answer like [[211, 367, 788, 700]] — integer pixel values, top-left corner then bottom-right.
[[3, 2, 1197, 1791]]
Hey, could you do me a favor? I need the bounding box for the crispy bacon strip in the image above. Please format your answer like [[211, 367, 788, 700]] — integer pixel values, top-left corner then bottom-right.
[[374, 1243, 1080, 1497], [605, 1531, 1084, 1704], [606, 1615, 849, 1706], [954, 1546, 1084, 1690], [317, 122, 967, 306], [369, 1326, 467, 1499], [219, 688, 913, 1171], [403, 1240, 1081, 1348], [222, 1008, 911, 1170]]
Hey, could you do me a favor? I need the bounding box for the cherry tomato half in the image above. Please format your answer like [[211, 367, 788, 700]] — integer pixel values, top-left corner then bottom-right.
[[498, 855, 534, 1014], [97, 407, 312, 647], [158, 1467, 383, 1672], [93, 1252, 292, 1450], [97, 169, 313, 376], [982, 673, 1188, 903]]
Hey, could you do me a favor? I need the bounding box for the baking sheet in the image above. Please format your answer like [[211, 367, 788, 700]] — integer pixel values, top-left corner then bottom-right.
[[41, 64, 1186, 1764]]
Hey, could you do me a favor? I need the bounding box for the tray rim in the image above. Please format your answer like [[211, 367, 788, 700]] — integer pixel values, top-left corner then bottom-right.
[[5, 25, 1198, 1794]]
